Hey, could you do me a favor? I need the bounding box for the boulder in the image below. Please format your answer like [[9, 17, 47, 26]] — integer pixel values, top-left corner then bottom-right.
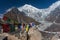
[[28, 27, 42, 40]]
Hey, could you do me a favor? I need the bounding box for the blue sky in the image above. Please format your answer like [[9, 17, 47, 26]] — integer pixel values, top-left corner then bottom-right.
[[0, 0, 57, 14]]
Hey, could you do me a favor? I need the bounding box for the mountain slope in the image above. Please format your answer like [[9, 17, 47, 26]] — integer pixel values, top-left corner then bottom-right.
[[45, 3, 60, 23], [18, 4, 42, 21], [44, 23, 60, 32], [4, 7, 40, 25], [1, 0, 60, 23]]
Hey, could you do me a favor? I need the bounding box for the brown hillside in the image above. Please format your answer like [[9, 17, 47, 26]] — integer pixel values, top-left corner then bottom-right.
[[4, 7, 40, 25]]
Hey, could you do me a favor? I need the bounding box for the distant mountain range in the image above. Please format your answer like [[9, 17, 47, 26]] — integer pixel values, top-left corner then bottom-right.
[[18, 1, 60, 22], [0, 1, 60, 23]]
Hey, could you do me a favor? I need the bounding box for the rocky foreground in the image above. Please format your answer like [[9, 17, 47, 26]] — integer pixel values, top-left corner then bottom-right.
[[0, 27, 42, 40]]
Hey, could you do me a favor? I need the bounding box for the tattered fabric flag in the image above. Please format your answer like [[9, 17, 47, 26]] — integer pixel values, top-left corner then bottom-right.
[[29, 23, 32, 28], [30, 22, 35, 27], [15, 25, 18, 31], [2, 24, 10, 33], [18, 23, 21, 30], [7, 18, 11, 23], [32, 22, 35, 26], [22, 23, 25, 31], [26, 25, 29, 32], [9, 24, 15, 32], [10, 19, 14, 24], [3, 16, 7, 21], [14, 21, 18, 25]]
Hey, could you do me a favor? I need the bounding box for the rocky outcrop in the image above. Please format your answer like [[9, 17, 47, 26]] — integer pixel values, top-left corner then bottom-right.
[[28, 27, 42, 40], [0, 27, 42, 40], [0, 33, 27, 40]]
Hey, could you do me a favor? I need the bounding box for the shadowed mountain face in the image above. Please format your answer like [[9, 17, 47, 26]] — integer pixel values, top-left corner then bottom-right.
[[45, 6, 60, 23], [44, 24, 60, 32], [4, 7, 40, 25], [44, 6, 60, 32]]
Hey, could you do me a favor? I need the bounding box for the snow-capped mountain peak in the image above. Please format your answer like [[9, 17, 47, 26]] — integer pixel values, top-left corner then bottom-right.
[[18, 4, 43, 15], [18, 0, 60, 14], [18, 0, 60, 22], [18, 4, 43, 21], [18, 4, 41, 12], [48, 1, 60, 13], [5, 0, 60, 22], [6, 0, 60, 15]]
